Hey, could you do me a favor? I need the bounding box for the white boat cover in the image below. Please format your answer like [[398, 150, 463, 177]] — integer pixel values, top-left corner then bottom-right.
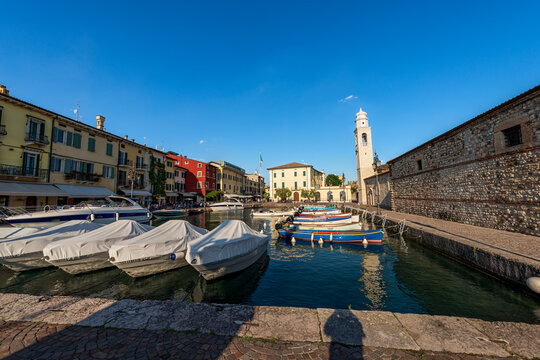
[[109, 220, 208, 263], [0, 221, 102, 258], [43, 220, 152, 261], [186, 220, 268, 265], [0, 227, 41, 239]]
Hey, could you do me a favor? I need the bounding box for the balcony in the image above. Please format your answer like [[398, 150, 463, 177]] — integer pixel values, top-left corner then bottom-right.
[[0, 125, 6, 136], [135, 163, 148, 170], [25, 133, 49, 145], [0, 164, 47, 180], [64, 171, 102, 183], [118, 159, 133, 168]]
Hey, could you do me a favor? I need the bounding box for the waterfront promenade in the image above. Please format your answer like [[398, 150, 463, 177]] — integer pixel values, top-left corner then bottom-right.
[[0, 293, 539, 359]]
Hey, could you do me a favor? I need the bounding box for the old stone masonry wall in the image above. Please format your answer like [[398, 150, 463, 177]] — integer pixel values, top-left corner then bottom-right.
[[389, 86, 540, 236]]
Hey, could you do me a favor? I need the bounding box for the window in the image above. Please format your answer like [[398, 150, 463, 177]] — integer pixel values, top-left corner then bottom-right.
[[119, 151, 128, 165], [136, 156, 144, 169], [196, 182, 201, 189], [273, 173, 276, 178], [294, 181, 298, 189], [72, 133, 82, 149], [166, 184, 172, 191], [217, 173, 221, 181], [417, 159, 423, 171], [184, 160, 189, 164], [502, 125, 522, 147], [88, 137, 96, 152], [174, 171, 179, 177], [167, 161, 172, 167], [22, 152, 39, 176], [197, 171, 202, 177], [281, 172, 284, 177], [217, 183, 221, 190], [303, 181, 306, 187], [281, 182, 284, 188], [118, 170, 127, 186], [27, 118, 46, 143], [51, 157, 63, 172], [197, 163, 202, 168], [294, 171, 297, 177], [167, 172, 173, 179], [53, 127, 65, 144], [362, 133, 368, 146], [106, 143, 113, 156], [103, 165, 115, 179], [303, 171, 306, 176]]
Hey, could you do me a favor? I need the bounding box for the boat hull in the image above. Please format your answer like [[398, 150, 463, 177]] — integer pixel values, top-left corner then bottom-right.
[[191, 242, 268, 281], [277, 228, 383, 244], [0, 251, 52, 271], [208, 204, 244, 212], [114, 254, 189, 278], [293, 215, 359, 226], [47, 252, 114, 274]]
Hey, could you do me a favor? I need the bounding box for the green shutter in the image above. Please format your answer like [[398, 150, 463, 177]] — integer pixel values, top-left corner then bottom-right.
[[88, 138, 95, 152], [89, 163, 94, 174], [106, 143, 113, 156], [52, 127, 57, 142], [66, 132, 73, 146], [111, 167, 115, 178], [73, 133, 81, 148], [64, 159, 72, 173]]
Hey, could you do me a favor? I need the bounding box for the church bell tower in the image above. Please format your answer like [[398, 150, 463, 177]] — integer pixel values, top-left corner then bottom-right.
[[354, 108, 375, 204]]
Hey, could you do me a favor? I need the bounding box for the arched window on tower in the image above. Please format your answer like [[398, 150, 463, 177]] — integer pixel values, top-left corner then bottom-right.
[[361, 133, 368, 146]]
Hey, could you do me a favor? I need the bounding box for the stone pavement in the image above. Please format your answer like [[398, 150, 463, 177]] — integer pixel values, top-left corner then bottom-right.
[[344, 204, 540, 288], [1, 293, 539, 359]]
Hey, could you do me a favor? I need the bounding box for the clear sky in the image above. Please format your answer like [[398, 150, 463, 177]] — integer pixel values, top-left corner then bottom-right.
[[2, 1, 539, 183]]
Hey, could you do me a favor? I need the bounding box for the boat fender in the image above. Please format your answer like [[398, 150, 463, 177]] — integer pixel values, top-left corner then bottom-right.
[[170, 252, 184, 261], [115, 212, 120, 221], [260, 229, 264, 233], [147, 212, 152, 218], [526, 277, 540, 294], [109, 257, 116, 262], [291, 236, 296, 245], [90, 213, 95, 222], [362, 238, 368, 246], [318, 238, 324, 245]]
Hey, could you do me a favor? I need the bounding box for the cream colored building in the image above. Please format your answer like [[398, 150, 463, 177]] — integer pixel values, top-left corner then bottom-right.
[[267, 162, 324, 201], [210, 160, 246, 195], [354, 108, 375, 204], [245, 171, 265, 197]]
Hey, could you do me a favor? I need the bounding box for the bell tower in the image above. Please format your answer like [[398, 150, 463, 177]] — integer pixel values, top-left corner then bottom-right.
[[354, 108, 375, 204]]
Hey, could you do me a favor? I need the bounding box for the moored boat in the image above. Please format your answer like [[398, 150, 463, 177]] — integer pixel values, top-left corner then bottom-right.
[[152, 209, 188, 218], [2, 196, 152, 228], [251, 208, 296, 217], [277, 225, 383, 244], [186, 220, 269, 280], [43, 220, 152, 274], [207, 199, 244, 212], [0, 220, 103, 271], [109, 220, 208, 278], [293, 214, 359, 226]]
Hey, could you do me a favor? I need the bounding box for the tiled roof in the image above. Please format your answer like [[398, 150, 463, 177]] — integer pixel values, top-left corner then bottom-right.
[[267, 162, 311, 170]]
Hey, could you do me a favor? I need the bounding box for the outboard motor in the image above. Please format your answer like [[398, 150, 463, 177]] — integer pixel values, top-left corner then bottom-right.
[[275, 222, 282, 230], [286, 216, 294, 223]]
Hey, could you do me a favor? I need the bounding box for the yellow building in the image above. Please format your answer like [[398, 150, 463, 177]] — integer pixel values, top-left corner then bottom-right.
[[245, 172, 265, 197], [209, 160, 246, 195], [164, 155, 177, 203], [116, 135, 154, 202], [267, 162, 324, 201]]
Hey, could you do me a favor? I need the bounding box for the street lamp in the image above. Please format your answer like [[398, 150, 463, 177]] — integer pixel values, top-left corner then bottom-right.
[[372, 152, 381, 215], [341, 172, 346, 207]]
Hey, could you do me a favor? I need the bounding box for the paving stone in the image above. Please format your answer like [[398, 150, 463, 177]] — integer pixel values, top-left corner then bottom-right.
[[0, 294, 83, 322], [242, 306, 320, 342], [466, 318, 540, 359], [317, 308, 420, 350], [39, 297, 116, 324], [78, 299, 139, 327], [395, 313, 510, 357]]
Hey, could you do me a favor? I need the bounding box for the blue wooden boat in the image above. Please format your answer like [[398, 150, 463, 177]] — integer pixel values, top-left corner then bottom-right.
[[277, 225, 383, 244]]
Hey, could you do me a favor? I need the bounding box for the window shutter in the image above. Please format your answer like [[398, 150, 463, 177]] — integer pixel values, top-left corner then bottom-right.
[[111, 167, 115, 178], [52, 127, 57, 142], [89, 163, 94, 174], [64, 159, 72, 173], [73, 133, 82, 148], [66, 132, 73, 146], [22, 152, 28, 173]]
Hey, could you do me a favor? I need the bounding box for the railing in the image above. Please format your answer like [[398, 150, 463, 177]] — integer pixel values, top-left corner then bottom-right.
[[64, 171, 102, 182], [118, 159, 133, 167], [25, 133, 49, 145], [0, 164, 47, 179], [0, 124, 6, 136], [136, 163, 147, 170]]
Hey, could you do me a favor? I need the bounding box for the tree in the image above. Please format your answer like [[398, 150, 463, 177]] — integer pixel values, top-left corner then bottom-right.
[[325, 174, 342, 186], [308, 189, 318, 201], [300, 189, 310, 200], [206, 190, 224, 201], [275, 187, 292, 201], [149, 154, 166, 201]]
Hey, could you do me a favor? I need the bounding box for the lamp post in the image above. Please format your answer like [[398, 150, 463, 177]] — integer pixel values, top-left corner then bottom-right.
[[372, 152, 381, 215], [342, 172, 346, 207]]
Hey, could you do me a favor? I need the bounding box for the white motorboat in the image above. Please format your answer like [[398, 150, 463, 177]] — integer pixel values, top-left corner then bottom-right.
[[251, 208, 296, 217], [293, 214, 360, 226], [0, 220, 102, 271], [152, 209, 188, 218], [186, 220, 269, 280], [43, 220, 152, 274], [109, 220, 208, 278], [207, 199, 244, 212], [2, 196, 152, 228], [300, 209, 341, 215]]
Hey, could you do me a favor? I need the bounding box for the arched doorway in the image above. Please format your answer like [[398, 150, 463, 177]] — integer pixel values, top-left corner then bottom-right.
[[293, 192, 299, 201], [368, 189, 374, 206], [315, 192, 321, 202], [327, 191, 333, 202]]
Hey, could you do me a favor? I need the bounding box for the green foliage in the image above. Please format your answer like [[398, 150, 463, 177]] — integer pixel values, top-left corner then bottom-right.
[[149, 154, 166, 200], [350, 184, 358, 194], [308, 189, 318, 200], [263, 192, 269, 199], [300, 189, 310, 199], [325, 174, 342, 186], [275, 187, 292, 201], [206, 190, 224, 200]]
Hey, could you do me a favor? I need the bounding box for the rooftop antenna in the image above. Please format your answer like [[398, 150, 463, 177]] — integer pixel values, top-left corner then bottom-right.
[[71, 103, 80, 121]]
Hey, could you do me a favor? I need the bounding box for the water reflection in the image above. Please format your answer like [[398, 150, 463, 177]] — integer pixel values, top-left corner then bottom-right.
[[360, 253, 385, 310]]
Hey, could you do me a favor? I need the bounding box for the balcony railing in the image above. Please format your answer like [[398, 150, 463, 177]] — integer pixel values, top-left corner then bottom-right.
[[0, 125, 6, 136], [118, 159, 133, 167], [135, 163, 147, 170], [64, 171, 102, 182], [25, 133, 49, 145], [0, 164, 47, 179]]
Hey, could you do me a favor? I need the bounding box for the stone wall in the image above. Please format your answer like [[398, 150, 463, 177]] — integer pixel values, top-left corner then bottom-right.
[[364, 171, 392, 209], [388, 86, 540, 235]]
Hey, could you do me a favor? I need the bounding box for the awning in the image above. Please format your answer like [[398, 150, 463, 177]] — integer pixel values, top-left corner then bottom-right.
[[54, 184, 116, 198], [165, 192, 178, 197], [0, 181, 68, 197], [180, 192, 198, 198], [120, 189, 152, 197]]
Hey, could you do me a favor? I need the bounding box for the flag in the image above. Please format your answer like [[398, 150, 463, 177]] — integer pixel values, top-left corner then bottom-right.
[[259, 153, 263, 167]]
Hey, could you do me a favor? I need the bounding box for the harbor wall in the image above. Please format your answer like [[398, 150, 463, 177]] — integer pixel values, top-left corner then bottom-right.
[[388, 86, 540, 236]]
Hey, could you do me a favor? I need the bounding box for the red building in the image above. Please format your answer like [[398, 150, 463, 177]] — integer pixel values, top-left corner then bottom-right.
[[166, 153, 216, 196]]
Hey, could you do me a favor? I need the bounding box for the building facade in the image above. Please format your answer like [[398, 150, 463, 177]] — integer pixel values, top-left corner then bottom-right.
[[364, 165, 391, 209], [388, 85, 540, 236], [354, 108, 375, 205], [210, 160, 246, 195], [267, 162, 324, 201], [169, 155, 215, 200], [245, 171, 265, 197]]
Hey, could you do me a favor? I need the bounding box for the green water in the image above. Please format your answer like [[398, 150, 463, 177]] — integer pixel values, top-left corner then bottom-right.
[[0, 211, 538, 323]]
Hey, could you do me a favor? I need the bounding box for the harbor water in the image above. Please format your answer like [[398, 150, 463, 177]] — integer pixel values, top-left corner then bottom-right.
[[1, 210, 539, 323]]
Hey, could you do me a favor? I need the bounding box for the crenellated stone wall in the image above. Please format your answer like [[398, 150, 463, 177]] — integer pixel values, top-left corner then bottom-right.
[[388, 86, 540, 236]]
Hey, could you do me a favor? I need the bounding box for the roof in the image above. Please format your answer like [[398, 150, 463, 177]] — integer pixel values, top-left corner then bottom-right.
[[0, 181, 67, 197], [388, 84, 540, 164], [267, 162, 312, 170], [54, 184, 116, 198]]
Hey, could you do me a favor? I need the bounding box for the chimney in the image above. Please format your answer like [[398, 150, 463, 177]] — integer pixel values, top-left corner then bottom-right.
[[0, 85, 9, 96], [96, 115, 105, 130], [124, 135, 128, 140], [131, 139, 135, 142]]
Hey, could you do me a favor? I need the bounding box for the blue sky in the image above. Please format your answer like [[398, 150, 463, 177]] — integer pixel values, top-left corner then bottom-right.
[[2, 1, 539, 183]]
